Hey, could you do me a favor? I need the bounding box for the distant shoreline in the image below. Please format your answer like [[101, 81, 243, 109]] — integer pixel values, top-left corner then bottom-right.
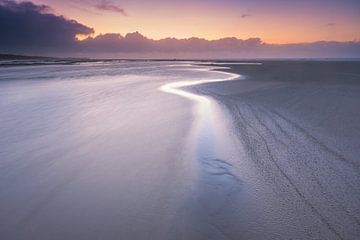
[[1, 53, 360, 63]]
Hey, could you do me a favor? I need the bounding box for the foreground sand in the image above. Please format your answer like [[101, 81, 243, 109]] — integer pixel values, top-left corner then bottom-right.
[[1, 60, 359, 240], [194, 61, 360, 240]]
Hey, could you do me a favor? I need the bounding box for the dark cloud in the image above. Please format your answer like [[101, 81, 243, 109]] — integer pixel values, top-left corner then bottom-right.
[[0, 1, 359, 58], [95, 0, 127, 16], [0, 0, 94, 54], [0, 0, 51, 13], [241, 13, 251, 18]]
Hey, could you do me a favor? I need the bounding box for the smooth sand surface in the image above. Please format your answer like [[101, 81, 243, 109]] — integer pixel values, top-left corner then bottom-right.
[[1, 60, 359, 240], [0, 62, 252, 240], [193, 61, 360, 240]]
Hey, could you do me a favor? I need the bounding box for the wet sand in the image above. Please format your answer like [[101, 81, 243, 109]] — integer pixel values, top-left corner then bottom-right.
[[1, 60, 359, 240], [193, 61, 360, 240], [0, 62, 255, 240]]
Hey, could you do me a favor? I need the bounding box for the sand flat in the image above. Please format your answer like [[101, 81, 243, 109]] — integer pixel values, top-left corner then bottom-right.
[[194, 61, 360, 239], [1, 60, 359, 240]]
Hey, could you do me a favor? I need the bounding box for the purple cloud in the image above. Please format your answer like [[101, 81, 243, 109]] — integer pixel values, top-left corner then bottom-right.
[[0, 0, 51, 13], [79, 34, 360, 59], [81, 33, 262, 54], [0, 0, 94, 54]]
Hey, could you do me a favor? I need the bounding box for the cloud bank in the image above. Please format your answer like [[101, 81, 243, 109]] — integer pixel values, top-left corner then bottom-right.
[[1, 0, 359, 58]]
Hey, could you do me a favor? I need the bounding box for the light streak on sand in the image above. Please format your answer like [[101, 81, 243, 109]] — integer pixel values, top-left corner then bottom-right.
[[160, 63, 263, 101], [159, 64, 256, 227], [159, 64, 254, 161], [159, 66, 241, 103]]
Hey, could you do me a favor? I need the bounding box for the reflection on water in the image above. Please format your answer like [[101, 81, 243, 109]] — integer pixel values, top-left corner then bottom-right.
[[159, 65, 240, 175], [160, 66, 251, 238]]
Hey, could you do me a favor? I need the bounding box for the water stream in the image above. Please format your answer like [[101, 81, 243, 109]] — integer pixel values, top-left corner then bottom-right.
[[159, 65, 249, 238]]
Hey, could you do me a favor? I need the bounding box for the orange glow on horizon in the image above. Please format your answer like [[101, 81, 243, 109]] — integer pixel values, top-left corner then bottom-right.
[[34, 0, 360, 44]]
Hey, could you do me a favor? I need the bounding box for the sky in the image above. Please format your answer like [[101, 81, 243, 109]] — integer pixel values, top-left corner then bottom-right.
[[1, 0, 360, 58], [32, 0, 360, 43]]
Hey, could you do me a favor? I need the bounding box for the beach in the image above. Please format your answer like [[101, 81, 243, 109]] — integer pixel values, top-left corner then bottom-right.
[[0, 61, 247, 239], [193, 61, 360, 239], [0, 60, 359, 239]]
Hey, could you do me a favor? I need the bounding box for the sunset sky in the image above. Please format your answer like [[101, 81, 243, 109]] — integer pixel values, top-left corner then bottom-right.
[[1, 0, 360, 58], [32, 0, 360, 43]]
